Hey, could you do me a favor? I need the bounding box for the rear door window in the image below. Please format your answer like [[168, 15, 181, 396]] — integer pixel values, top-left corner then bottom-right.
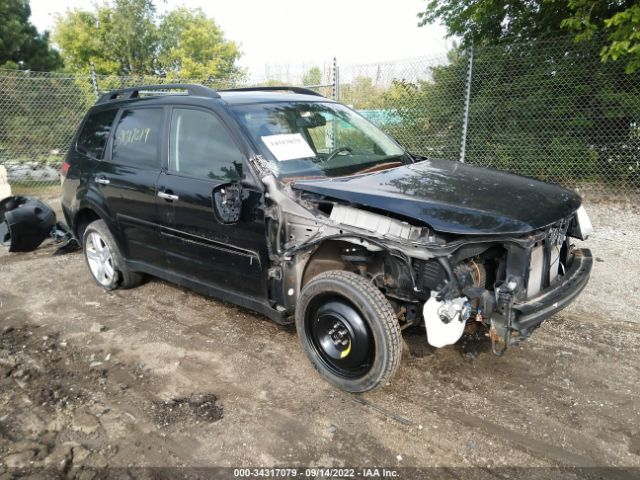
[[112, 108, 163, 169], [76, 109, 118, 159]]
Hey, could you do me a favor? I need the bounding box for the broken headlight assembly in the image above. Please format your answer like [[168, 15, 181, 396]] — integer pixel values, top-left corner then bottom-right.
[[571, 205, 593, 241]]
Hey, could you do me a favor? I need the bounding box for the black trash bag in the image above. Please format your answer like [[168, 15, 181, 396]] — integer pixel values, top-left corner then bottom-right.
[[0, 196, 57, 252]]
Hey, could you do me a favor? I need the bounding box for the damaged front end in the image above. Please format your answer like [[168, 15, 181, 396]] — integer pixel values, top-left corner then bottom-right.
[[254, 156, 593, 355]]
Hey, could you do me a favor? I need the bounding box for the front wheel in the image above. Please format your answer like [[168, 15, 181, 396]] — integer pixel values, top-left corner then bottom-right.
[[295, 270, 401, 392]]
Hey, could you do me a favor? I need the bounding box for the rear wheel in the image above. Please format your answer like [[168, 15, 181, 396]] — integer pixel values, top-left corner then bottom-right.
[[296, 270, 401, 392], [82, 220, 143, 290]]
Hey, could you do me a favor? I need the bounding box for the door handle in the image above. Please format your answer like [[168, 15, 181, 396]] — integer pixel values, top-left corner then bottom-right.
[[95, 176, 110, 185], [157, 191, 179, 201]]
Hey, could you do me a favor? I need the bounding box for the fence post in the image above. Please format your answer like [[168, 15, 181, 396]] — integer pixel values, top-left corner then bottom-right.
[[332, 57, 340, 102], [459, 39, 474, 163], [90, 64, 100, 100]]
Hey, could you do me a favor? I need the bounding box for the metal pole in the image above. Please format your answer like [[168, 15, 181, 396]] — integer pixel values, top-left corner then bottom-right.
[[332, 57, 340, 102], [327, 57, 339, 150], [459, 39, 474, 163], [90, 64, 100, 100]]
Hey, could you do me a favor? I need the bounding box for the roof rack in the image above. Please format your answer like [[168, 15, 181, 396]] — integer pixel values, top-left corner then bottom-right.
[[96, 83, 220, 104], [220, 86, 325, 98]]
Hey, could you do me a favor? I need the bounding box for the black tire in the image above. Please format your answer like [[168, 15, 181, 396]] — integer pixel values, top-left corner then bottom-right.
[[82, 219, 144, 290], [295, 270, 401, 392]]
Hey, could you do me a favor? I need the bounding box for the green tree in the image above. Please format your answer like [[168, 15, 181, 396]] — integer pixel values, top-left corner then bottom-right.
[[53, 0, 242, 79], [53, 0, 158, 75], [561, 1, 640, 73], [418, 0, 573, 45], [419, 0, 639, 72], [158, 7, 241, 80], [302, 66, 322, 86], [340, 76, 384, 109], [0, 0, 63, 71], [381, 50, 467, 159], [414, 0, 640, 187]]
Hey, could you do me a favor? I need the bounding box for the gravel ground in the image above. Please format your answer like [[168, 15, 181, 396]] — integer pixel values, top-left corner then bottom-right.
[[0, 199, 638, 479], [574, 200, 640, 324]]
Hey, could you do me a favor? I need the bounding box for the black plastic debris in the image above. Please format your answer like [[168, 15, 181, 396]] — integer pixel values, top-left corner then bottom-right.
[[51, 222, 80, 256], [0, 196, 57, 252]]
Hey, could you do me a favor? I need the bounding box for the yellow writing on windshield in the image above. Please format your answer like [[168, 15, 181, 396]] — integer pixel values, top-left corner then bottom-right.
[[117, 127, 151, 146]]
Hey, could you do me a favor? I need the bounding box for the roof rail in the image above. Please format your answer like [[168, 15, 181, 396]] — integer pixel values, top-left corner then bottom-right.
[[96, 83, 220, 104], [220, 86, 325, 98]]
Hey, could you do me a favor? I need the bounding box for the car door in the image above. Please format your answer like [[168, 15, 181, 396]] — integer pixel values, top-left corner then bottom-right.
[[156, 106, 267, 297], [69, 106, 119, 215], [96, 106, 165, 266]]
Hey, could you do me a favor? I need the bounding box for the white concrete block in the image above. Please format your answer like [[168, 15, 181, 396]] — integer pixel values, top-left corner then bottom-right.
[[0, 166, 11, 201]]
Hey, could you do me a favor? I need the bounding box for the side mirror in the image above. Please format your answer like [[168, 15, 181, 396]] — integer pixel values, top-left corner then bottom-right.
[[212, 183, 242, 224]]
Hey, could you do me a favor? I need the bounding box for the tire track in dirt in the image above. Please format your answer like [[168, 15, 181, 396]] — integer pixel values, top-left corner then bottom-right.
[[116, 282, 612, 467]]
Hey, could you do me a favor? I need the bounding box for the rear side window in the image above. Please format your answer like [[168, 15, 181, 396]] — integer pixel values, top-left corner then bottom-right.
[[76, 109, 118, 159], [112, 108, 162, 169], [169, 108, 243, 181]]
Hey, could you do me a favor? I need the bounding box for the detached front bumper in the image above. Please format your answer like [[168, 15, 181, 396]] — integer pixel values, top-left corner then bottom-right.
[[512, 248, 593, 336]]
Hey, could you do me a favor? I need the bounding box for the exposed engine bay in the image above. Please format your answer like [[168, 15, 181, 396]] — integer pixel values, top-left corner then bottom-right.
[[252, 155, 593, 355]]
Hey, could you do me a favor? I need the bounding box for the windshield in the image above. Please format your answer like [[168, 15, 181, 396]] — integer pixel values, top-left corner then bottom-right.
[[230, 102, 407, 178]]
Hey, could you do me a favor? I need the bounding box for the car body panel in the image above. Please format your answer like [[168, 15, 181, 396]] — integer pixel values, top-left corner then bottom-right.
[[93, 106, 166, 266], [293, 158, 582, 235], [156, 172, 267, 297], [152, 103, 269, 297]]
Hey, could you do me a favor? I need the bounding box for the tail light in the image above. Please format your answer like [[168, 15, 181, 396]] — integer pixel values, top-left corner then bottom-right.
[[60, 161, 70, 185]]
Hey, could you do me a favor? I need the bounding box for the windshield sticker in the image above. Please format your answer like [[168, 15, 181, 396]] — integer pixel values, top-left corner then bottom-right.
[[261, 133, 315, 161]]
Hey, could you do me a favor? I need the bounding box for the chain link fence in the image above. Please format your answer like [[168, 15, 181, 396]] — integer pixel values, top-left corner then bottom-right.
[[1, 35, 639, 200], [0, 70, 238, 195], [337, 37, 640, 199]]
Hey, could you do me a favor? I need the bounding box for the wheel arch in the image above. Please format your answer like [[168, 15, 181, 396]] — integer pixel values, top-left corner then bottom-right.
[[300, 240, 349, 288], [300, 239, 388, 286], [74, 207, 101, 240], [73, 201, 122, 253]]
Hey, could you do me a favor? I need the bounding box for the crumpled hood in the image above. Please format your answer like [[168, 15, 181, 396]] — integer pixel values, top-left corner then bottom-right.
[[292, 159, 582, 235]]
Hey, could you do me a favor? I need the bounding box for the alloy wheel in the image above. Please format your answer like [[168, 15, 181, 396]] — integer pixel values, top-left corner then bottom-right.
[[85, 232, 115, 286]]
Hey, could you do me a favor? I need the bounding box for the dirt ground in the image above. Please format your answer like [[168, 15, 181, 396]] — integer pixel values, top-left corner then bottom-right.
[[0, 199, 639, 478]]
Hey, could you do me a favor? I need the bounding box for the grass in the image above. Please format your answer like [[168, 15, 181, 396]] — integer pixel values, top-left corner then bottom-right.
[[8, 181, 61, 198]]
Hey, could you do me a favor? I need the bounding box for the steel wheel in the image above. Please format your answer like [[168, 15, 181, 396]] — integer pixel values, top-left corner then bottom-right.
[[296, 270, 401, 392], [85, 231, 115, 287], [306, 296, 374, 379]]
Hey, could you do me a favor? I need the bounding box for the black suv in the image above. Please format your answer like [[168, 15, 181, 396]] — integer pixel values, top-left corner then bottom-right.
[[61, 84, 593, 392]]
